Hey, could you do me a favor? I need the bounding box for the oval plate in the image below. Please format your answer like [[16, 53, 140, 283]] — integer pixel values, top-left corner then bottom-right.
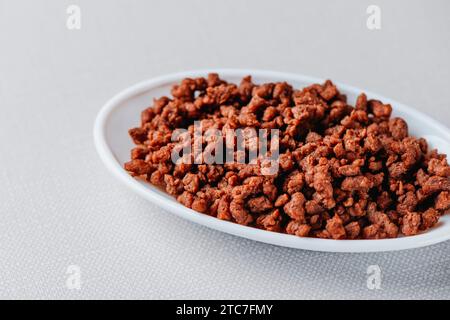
[[94, 69, 450, 252]]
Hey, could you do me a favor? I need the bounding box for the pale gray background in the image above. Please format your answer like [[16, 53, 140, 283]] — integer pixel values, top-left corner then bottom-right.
[[0, 0, 449, 299]]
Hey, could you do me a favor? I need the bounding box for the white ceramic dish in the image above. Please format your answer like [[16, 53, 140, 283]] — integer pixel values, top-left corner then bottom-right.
[[94, 69, 450, 252]]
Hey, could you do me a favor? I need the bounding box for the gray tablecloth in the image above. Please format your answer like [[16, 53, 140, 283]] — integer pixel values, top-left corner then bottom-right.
[[1, 0, 449, 299]]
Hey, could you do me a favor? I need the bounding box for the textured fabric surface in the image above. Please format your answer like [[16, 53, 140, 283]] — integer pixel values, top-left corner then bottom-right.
[[1, 0, 449, 299]]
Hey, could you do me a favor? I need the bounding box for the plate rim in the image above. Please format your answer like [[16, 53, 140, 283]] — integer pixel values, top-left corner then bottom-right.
[[93, 68, 450, 253]]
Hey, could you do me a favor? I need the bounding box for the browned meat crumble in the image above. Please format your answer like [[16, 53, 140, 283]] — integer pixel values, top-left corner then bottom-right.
[[124, 73, 450, 239]]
